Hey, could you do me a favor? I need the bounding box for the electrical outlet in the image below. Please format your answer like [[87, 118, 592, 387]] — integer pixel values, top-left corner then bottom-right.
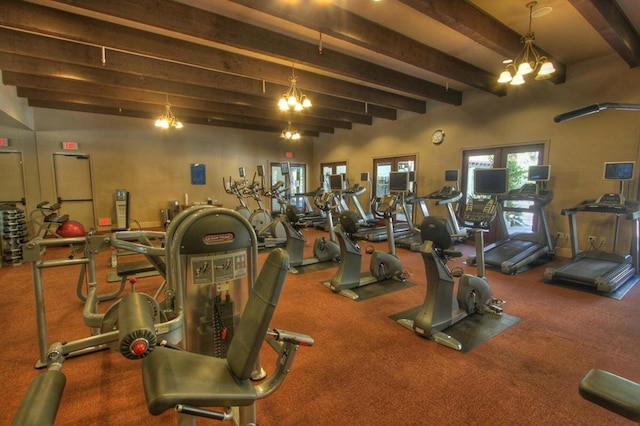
[[556, 232, 565, 239], [588, 235, 597, 244]]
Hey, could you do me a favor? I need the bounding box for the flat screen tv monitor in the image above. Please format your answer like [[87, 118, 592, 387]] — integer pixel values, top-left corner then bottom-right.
[[280, 161, 290, 175], [389, 171, 411, 193], [474, 168, 509, 196], [444, 169, 459, 182], [528, 165, 551, 181], [239, 166, 246, 178], [361, 172, 370, 182], [329, 174, 344, 191], [603, 161, 635, 181], [256, 164, 265, 177]]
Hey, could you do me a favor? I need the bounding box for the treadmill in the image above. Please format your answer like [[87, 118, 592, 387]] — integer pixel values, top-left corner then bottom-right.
[[395, 186, 465, 250], [355, 171, 414, 242], [544, 161, 640, 293]]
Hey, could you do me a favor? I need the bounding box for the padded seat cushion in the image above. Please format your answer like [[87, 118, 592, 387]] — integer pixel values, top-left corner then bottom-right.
[[579, 368, 640, 421], [142, 346, 257, 415]]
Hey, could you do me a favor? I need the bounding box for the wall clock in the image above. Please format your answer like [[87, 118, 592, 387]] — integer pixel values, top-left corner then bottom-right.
[[431, 129, 445, 145]]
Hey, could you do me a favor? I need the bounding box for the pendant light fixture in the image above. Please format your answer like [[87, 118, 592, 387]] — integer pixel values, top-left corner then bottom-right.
[[154, 94, 183, 129], [497, 1, 556, 85], [278, 65, 312, 112], [281, 121, 301, 140]]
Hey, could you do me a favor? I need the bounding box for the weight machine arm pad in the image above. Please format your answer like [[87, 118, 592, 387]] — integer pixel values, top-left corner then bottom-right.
[[579, 368, 640, 421], [12, 370, 66, 426]]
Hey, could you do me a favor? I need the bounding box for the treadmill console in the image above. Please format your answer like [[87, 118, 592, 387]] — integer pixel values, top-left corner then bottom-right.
[[464, 198, 497, 229], [518, 183, 538, 195], [595, 193, 625, 206]]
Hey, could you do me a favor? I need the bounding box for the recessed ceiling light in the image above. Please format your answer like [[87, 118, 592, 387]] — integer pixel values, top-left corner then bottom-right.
[[532, 6, 552, 18]]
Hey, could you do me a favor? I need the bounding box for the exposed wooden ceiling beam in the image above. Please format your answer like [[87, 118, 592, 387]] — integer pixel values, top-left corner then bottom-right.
[[49, 0, 461, 106], [569, 0, 640, 68], [397, 0, 566, 85], [17, 88, 329, 136], [0, 44, 389, 124], [0, 0, 428, 112], [227, 0, 502, 96], [3, 72, 351, 131]]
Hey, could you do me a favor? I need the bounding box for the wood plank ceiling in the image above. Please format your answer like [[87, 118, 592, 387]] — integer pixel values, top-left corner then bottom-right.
[[1, 0, 638, 137]]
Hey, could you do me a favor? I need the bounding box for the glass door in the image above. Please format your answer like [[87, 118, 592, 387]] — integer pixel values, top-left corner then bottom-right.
[[320, 161, 347, 192], [373, 155, 416, 222], [461, 144, 544, 241], [270, 162, 306, 212]]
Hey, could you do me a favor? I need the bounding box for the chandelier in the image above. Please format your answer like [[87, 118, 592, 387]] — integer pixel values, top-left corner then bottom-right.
[[278, 66, 312, 112], [497, 1, 556, 85], [281, 121, 301, 140], [154, 95, 183, 129]]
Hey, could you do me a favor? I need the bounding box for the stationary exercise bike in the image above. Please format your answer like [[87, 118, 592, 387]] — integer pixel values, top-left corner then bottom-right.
[[397, 215, 504, 350], [328, 193, 406, 300], [283, 191, 340, 270]]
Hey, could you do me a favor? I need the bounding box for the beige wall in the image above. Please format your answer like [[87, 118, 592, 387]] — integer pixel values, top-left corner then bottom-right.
[[313, 54, 640, 257], [1, 54, 638, 256], [1, 111, 313, 231]]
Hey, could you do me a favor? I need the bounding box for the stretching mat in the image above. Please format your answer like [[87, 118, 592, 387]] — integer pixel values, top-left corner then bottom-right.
[[290, 261, 339, 275], [322, 275, 415, 301], [389, 307, 521, 353]]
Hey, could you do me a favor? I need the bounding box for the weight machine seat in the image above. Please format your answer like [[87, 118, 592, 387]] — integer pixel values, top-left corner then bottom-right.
[[579, 368, 640, 421], [142, 248, 289, 415]]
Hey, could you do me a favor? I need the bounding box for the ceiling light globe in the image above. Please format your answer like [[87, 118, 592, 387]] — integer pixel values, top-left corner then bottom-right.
[[517, 61, 534, 75], [302, 96, 312, 108], [292, 132, 301, 140], [278, 96, 289, 110], [174, 121, 184, 129], [510, 74, 526, 85], [497, 70, 513, 83], [287, 95, 297, 106], [294, 103, 304, 112], [537, 61, 556, 76]]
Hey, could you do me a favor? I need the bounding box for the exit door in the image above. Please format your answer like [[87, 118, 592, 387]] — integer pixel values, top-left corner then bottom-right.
[[53, 153, 96, 230], [0, 151, 26, 208]]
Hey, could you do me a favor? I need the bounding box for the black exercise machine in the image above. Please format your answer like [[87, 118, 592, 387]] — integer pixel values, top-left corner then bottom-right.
[[397, 204, 504, 351], [327, 172, 409, 300], [544, 161, 640, 293]]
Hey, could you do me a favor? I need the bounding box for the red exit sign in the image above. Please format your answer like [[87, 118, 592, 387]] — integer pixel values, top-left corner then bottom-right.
[[0, 137, 9, 147], [62, 141, 78, 150]]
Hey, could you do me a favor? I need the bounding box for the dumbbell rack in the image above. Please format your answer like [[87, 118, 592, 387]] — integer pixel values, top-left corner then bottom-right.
[[0, 204, 28, 267]]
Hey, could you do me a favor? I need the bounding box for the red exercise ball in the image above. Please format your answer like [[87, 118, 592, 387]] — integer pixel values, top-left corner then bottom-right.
[[56, 220, 86, 238]]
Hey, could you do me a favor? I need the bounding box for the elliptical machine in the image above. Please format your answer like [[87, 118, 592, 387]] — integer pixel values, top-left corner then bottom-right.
[[327, 193, 406, 300], [397, 215, 504, 350], [283, 191, 340, 271]]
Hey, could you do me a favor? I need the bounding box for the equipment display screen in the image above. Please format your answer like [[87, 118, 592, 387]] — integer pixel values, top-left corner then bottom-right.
[[444, 169, 459, 182], [474, 168, 509, 196], [389, 171, 411, 193], [257, 164, 264, 177], [528, 165, 551, 181], [280, 162, 290, 175], [329, 174, 344, 191], [603, 161, 635, 181]]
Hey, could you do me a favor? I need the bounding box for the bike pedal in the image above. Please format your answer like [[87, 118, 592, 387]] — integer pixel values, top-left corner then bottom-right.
[[489, 305, 503, 315]]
